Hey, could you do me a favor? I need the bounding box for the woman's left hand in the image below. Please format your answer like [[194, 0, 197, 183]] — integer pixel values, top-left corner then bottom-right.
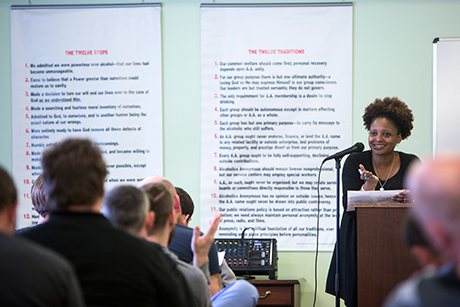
[[392, 189, 414, 203]]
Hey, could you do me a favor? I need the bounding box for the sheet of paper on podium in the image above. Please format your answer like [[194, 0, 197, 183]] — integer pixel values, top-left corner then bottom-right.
[[347, 190, 404, 211]]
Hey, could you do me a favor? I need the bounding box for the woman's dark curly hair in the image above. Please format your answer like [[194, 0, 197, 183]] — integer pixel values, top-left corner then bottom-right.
[[363, 97, 414, 140]]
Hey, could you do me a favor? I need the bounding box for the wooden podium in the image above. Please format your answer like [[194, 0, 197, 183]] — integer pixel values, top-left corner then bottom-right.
[[356, 203, 419, 307]]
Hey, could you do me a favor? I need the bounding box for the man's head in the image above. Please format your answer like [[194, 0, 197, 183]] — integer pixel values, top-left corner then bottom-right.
[[407, 156, 460, 262], [102, 185, 150, 237], [139, 176, 181, 221], [41, 138, 107, 212], [31, 174, 48, 219], [175, 187, 194, 226], [0, 166, 18, 234], [139, 182, 175, 242]]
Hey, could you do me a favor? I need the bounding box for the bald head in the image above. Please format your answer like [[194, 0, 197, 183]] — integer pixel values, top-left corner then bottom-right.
[[139, 176, 181, 214], [138, 177, 176, 196], [408, 157, 460, 224], [406, 156, 460, 257]]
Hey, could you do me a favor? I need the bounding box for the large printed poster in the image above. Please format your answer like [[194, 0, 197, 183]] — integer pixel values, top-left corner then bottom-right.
[[200, 3, 353, 251], [11, 4, 163, 228]]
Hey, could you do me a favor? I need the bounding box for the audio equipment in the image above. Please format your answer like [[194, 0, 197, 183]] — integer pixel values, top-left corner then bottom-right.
[[214, 238, 278, 279]]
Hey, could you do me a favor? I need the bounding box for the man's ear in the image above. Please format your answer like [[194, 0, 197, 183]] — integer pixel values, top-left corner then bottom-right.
[[145, 211, 155, 232], [10, 200, 18, 226], [410, 246, 438, 268], [174, 195, 181, 214], [3, 200, 19, 234], [168, 210, 176, 228], [181, 214, 190, 226], [426, 220, 452, 258]]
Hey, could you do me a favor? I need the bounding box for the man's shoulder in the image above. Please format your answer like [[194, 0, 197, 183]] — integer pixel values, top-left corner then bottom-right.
[[19, 212, 168, 260], [176, 259, 203, 278], [0, 233, 84, 306], [175, 224, 194, 235], [168, 224, 194, 254], [143, 240, 173, 257], [383, 267, 434, 307], [15, 226, 33, 234], [161, 245, 201, 279], [6, 233, 72, 269], [2, 233, 79, 293], [418, 264, 460, 306], [384, 265, 460, 307], [18, 220, 50, 237]]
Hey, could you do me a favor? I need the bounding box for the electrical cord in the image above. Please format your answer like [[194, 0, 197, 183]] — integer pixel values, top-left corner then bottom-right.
[[241, 227, 255, 279], [312, 160, 325, 307]]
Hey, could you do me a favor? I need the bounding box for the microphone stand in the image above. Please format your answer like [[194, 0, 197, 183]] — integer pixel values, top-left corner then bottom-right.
[[323, 144, 363, 306], [334, 157, 342, 307]]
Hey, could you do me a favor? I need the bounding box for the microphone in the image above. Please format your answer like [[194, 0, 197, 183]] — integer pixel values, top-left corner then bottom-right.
[[323, 142, 365, 162]]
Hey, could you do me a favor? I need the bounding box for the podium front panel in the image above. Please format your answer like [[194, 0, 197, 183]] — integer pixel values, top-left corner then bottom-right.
[[356, 203, 418, 307]]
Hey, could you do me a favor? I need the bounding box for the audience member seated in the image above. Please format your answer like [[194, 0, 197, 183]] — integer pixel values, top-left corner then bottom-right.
[[139, 176, 223, 296], [16, 174, 49, 234], [31, 173, 49, 224], [101, 185, 150, 238], [403, 213, 446, 268], [0, 166, 85, 306], [104, 182, 259, 307], [384, 156, 460, 307], [176, 187, 194, 227], [19, 138, 197, 307], [176, 186, 237, 287]]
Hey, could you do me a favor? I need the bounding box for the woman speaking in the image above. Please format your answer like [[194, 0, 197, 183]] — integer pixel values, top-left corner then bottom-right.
[[325, 97, 420, 307]]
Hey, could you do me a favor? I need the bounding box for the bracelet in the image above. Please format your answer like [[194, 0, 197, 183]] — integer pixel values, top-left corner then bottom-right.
[[360, 185, 365, 191]]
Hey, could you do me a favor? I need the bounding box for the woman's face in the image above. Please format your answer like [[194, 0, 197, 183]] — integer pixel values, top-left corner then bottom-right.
[[368, 117, 402, 156]]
